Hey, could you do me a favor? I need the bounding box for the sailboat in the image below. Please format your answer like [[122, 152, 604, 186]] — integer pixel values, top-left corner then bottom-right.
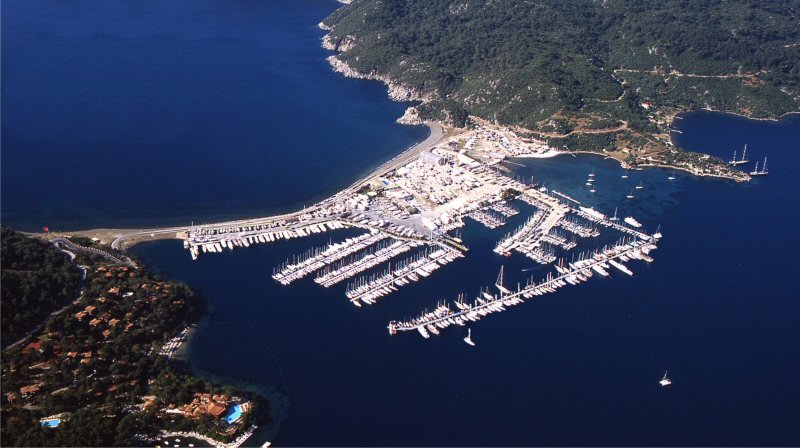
[[635, 180, 644, 190], [495, 266, 511, 295], [668, 171, 676, 180], [588, 170, 595, 178], [750, 157, 768, 176], [729, 144, 749, 166], [621, 169, 629, 179], [610, 207, 619, 221], [659, 370, 672, 387], [464, 328, 475, 346], [626, 189, 635, 199]]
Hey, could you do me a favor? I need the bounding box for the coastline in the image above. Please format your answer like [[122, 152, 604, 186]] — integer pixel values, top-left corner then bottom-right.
[[29, 10, 781, 247], [318, 20, 755, 186], [517, 149, 751, 183]]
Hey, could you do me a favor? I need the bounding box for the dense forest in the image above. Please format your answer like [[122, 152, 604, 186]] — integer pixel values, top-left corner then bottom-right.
[[1, 231, 261, 446], [322, 0, 800, 131], [1, 229, 81, 346]]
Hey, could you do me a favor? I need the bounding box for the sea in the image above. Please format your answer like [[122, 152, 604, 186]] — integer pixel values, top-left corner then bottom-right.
[[2, 0, 799, 446]]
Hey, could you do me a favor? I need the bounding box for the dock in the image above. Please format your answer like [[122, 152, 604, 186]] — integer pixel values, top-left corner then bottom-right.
[[388, 238, 659, 338]]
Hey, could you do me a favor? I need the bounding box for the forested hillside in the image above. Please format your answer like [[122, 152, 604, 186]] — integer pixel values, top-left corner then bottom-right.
[[1, 229, 81, 346], [322, 0, 799, 143]]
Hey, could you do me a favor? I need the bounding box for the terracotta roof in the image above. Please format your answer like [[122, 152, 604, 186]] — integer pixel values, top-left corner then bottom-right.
[[22, 340, 43, 354], [206, 402, 226, 418], [20, 384, 41, 395]]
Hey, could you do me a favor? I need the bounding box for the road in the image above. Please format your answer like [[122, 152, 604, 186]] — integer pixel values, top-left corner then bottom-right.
[[52, 237, 136, 266]]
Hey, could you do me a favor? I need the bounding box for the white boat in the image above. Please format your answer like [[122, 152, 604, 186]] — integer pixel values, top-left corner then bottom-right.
[[610, 207, 619, 221], [626, 189, 635, 199], [659, 370, 672, 387], [464, 328, 475, 346], [635, 181, 644, 190], [729, 144, 749, 166], [624, 216, 642, 228], [750, 157, 768, 176]]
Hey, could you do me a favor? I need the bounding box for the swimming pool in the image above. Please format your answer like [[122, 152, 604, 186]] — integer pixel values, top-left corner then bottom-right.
[[223, 404, 243, 424], [40, 418, 60, 428]]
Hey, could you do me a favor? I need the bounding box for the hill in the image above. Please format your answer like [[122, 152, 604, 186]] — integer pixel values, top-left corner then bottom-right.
[[321, 0, 799, 173], [1, 229, 81, 346]]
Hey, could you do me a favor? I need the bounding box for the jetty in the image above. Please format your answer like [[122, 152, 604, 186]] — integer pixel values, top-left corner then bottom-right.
[[388, 237, 659, 338], [54, 121, 665, 323]]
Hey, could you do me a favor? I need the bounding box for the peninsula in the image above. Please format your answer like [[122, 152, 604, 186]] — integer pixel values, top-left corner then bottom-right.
[[319, 0, 800, 182]]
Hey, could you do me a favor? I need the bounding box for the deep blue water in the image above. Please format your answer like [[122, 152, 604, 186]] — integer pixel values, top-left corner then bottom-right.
[[4, 0, 800, 446], [133, 111, 800, 446], [1, 0, 426, 230]]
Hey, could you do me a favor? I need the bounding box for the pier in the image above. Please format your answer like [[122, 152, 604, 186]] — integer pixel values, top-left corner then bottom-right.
[[54, 121, 665, 328], [388, 237, 659, 338]]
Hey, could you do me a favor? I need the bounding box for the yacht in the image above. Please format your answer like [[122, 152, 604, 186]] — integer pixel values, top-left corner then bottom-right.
[[624, 216, 642, 228], [626, 189, 635, 199], [659, 370, 672, 387], [729, 144, 749, 166], [635, 180, 644, 190], [750, 157, 768, 176], [464, 328, 475, 346]]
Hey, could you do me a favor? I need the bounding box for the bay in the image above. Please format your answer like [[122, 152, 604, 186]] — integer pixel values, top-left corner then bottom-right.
[[1, 0, 427, 230], [3, 0, 799, 445]]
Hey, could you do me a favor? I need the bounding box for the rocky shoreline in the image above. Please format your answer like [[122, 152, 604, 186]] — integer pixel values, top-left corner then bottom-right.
[[318, 22, 427, 126], [318, 12, 753, 184]]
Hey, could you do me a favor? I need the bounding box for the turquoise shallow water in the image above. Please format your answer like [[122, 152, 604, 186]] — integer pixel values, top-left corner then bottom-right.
[[3, 0, 800, 444]]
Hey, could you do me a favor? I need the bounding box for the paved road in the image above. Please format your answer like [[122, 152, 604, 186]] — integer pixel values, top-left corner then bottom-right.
[[52, 237, 136, 266]]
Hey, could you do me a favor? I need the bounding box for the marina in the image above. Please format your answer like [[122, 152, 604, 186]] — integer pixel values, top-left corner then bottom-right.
[[124, 108, 800, 446], [388, 237, 659, 338], [173, 126, 660, 316]]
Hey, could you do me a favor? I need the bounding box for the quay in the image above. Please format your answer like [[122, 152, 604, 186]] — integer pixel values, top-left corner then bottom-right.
[[52, 121, 664, 321]]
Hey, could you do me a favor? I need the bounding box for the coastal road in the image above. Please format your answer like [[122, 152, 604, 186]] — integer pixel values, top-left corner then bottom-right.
[[52, 237, 137, 266], [44, 122, 448, 250]]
